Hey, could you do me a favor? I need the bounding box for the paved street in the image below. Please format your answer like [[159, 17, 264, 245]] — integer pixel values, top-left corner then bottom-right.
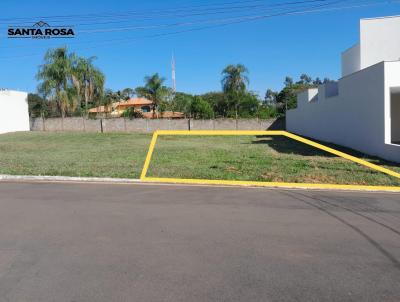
[[0, 181, 399, 302]]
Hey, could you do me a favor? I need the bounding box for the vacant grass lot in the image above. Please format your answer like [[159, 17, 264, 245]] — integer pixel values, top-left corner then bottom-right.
[[0, 132, 151, 178], [0, 132, 399, 186], [147, 135, 400, 186]]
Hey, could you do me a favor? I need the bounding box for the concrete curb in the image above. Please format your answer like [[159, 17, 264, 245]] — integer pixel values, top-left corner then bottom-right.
[[1, 174, 399, 193], [0, 174, 141, 184]]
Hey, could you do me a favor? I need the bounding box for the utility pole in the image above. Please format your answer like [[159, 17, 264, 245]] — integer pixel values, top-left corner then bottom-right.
[[171, 53, 176, 93]]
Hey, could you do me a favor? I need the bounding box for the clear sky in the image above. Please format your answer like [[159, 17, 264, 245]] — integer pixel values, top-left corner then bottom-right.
[[1, 0, 400, 97]]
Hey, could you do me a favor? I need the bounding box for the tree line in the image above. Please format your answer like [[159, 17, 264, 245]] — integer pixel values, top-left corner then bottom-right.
[[264, 74, 333, 117], [29, 46, 332, 120]]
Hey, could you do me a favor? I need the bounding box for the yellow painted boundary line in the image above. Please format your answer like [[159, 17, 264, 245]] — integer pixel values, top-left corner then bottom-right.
[[140, 130, 400, 192]]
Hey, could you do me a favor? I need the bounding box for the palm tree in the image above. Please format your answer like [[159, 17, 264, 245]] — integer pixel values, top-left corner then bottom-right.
[[71, 56, 105, 117], [135, 73, 169, 118], [37, 47, 75, 119], [121, 88, 135, 100], [221, 64, 249, 119], [101, 89, 120, 117]]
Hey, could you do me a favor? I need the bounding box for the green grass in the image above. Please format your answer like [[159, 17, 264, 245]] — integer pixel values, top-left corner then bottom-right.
[[147, 135, 400, 186], [0, 132, 399, 186], [0, 132, 151, 178]]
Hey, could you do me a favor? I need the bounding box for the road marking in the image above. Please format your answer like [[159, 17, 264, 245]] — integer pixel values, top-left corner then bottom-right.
[[140, 131, 159, 179]]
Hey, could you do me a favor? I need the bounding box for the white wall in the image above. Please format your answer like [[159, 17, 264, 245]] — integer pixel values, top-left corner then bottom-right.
[[0, 90, 30, 134], [342, 43, 360, 77], [288, 16, 400, 162], [296, 88, 318, 109], [360, 16, 400, 70], [324, 81, 339, 98], [341, 16, 400, 77], [287, 61, 400, 163]]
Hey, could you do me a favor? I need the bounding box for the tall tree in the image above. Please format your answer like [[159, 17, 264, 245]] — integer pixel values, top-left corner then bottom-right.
[[101, 89, 119, 117], [235, 92, 260, 118], [121, 88, 135, 100], [27, 93, 48, 118], [284, 76, 294, 88], [313, 77, 323, 85], [201, 92, 226, 117], [267, 74, 322, 117], [36, 47, 75, 118], [221, 64, 249, 119], [264, 89, 277, 106], [298, 74, 312, 85], [135, 73, 169, 117], [71, 56, 105, 117]]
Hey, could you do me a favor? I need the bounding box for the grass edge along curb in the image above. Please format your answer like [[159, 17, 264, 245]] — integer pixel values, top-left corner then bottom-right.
[[0, 174, 141, 184]]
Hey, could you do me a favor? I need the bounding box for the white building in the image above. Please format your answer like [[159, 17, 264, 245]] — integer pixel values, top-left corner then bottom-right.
[[286, 16, 400, 163], [0, 90, 30, 134]]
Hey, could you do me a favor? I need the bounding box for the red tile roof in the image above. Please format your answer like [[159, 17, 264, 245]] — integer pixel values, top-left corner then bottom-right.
[[115, 98, 153, 108]]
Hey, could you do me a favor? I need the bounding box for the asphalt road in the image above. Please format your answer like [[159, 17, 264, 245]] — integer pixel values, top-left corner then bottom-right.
[[0, 182, 399, 302]]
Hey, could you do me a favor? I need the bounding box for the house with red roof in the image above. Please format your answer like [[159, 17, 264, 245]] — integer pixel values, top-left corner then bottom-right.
[[88, 97, 184, 119]]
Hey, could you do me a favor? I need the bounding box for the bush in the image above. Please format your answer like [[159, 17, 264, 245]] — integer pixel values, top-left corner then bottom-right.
[[121, 107, 143, 119], [258, 105, 278, 119], [190, 96, 214, 119]]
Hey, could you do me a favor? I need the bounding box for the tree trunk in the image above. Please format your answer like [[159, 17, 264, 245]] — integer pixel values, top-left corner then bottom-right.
[[85, 86, 89, 118], [235, 103, 238, 120], [41, 112, 45, 131], [61, 111, 65, 131]]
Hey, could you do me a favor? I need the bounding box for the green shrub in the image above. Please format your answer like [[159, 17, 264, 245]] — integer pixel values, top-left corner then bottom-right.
[[121, 108, 144, 119]]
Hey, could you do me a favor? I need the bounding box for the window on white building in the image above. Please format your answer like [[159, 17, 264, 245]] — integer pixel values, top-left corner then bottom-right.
[[390, 89, 400, 144]]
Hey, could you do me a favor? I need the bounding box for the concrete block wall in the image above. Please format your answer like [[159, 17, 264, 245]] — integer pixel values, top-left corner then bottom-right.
[[30, 117, 281, 133], [30, 118, 45, 131], [125, 119, 147, 132], [190, 119, 214, 130], [213, 119, 237, 130], [42, 118, 63, 131], [83, 119, 101, 132], [63, 117, 86, 131], [102, 118, 125, 132]]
